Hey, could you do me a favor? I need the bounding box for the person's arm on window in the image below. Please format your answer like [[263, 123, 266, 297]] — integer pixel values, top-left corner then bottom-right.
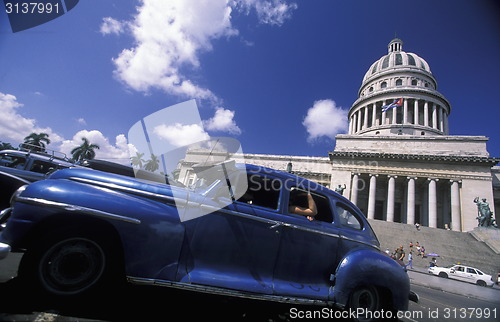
[[289, 193, 317, 221]]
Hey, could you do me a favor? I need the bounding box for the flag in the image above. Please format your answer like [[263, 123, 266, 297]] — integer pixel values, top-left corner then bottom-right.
[[381, 98, 403, 112]]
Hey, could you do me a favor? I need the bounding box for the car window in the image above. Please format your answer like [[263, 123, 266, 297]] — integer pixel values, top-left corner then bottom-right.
[[288, 188, 333, 223], [237, 174, 281, 210], [467, 268, 476, 274], [30, 160, 58, 174], [336, 203, 362, 230], [456, 266, 464, 272], [0, 153, 26, 169]]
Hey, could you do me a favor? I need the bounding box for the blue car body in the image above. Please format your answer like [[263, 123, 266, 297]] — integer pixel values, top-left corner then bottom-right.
[[0, 163, 410, 312]]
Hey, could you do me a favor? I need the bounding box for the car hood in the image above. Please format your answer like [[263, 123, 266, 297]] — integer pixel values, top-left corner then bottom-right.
[[49, 168, 188, 202]]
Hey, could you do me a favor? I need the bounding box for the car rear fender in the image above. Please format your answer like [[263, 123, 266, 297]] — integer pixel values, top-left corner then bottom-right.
[[331, 249, 410, 311]]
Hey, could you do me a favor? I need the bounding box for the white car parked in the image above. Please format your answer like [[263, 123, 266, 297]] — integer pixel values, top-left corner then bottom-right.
[[428, 264, 494, 287]]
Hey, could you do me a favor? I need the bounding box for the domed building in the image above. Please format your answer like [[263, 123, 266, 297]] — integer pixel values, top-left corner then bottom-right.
[[349, 38, 450, 137], [177, 38, 499, 233], [330, 38, 499, 232]]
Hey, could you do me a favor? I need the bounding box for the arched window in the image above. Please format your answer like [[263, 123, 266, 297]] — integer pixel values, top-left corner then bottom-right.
[[382, 56, 390, 69], [395, 54, 403, 65], [411, 79, 418, 86], [381, 81, 387, 89], [407, 54, 416, 66], [396, 79, 403, 86]]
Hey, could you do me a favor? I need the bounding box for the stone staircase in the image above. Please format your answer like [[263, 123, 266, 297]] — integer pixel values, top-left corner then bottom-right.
[[368, 219, 500, 276]]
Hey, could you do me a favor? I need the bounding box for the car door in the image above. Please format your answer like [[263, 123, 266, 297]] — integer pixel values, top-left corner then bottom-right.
[[272, 186, 340, 300], [181, 172, 282, 295], [465, 267, 479, 284], [450, 265, 466, 281]]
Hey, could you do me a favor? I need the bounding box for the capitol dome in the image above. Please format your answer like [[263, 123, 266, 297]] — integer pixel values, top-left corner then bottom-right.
[[348, 38, 451, 137], [362, 38, 432, 84]]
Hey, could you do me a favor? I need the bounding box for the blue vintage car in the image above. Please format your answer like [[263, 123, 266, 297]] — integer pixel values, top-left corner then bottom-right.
[[0, 162, 414, 319]]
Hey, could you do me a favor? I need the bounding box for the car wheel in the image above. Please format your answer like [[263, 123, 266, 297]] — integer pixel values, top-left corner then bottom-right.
[[38, 237, 106, 295], [476, 280, 487, 287], [20, 229, 119, 298], [438, 272, 448, 278], [349, 286, 382, 322]]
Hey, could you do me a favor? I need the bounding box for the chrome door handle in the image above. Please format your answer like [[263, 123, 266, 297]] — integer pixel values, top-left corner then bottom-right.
[[269, 222, 283, 230]]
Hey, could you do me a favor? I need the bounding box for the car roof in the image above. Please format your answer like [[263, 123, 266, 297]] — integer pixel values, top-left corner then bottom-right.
[[241, 163, 348, 200], [0, 149, 74, 167]]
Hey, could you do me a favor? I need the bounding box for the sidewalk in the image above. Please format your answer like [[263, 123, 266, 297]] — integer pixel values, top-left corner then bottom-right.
[[407, 266, 500, 303]]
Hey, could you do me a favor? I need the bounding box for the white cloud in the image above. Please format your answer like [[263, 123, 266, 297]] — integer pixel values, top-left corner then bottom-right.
[[0, 93, 131, 164], [59, 130, 131, 164], [0, 92, 63, 146], [237, 0, 298, 26], [76, 118, 87, 126], [204, 107, 241, 135], [153, 123, 210, 148], [100, 17, 126, 35], [105, 0, 297, 98], [110, 0, 237, 99], [303, 99, 348, 142]]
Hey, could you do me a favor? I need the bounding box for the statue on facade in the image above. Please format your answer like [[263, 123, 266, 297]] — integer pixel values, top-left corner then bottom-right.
[[335, 184, 346, 195], [473, 197, 497, 228]]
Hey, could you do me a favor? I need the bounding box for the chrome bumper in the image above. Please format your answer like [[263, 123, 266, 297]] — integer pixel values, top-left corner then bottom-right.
[[0, 242, 10, 260], [0, 208, 12, 259]]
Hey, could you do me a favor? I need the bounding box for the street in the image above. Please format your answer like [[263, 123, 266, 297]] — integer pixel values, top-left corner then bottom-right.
[[0, 253, 499, 321]]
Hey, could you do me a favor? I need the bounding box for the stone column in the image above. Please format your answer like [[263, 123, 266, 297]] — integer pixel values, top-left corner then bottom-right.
[[381, 100, 387, 125], [372, 103, 377, 127], [363, 106, 369, 129], [432, 103, 438, 129], [386, 175, 397, 222], [428, 178, 438, 228], [407, 177, 416, 225], [424, 101, 429, 127], [351, 173, 359, 206], [414, 100, 419, 126], [357, 110, 362, 133], [367, 174, 377, 219], [450, 180, 461, 231], [403, 99, 408, 124], [439, 106, 444, 132], [392, 104, 397, 124]]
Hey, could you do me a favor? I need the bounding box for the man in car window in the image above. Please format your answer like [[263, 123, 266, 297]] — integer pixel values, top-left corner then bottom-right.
[[289, 190, 317, 221]]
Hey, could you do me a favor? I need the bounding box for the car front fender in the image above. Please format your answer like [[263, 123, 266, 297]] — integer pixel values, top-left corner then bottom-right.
[[0, 171, 30, 209], [331, 249, 410, 311]]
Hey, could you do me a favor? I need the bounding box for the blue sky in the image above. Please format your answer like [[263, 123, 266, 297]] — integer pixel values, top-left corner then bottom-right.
[[1, 0, 499, 164]]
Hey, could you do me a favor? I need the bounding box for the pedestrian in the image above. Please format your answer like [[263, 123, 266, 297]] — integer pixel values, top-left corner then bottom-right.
[[415, 223, 420, 231], [394, 245, 405, 261], [406, 251, 413, 269], [429, 257, 437, 267]]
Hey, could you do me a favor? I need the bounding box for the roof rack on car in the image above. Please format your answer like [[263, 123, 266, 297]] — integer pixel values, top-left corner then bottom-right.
[[18, 143, 69, 161]]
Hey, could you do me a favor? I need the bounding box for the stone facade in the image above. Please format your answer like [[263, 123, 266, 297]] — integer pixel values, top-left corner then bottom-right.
[[176, 39, 499, 232]]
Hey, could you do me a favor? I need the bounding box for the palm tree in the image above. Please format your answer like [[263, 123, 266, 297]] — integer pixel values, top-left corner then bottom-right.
[[71, 138, 100, 162], [131, 152, 145, 169], [23, 132, 51, 152], [0, 141, 14, 151], [144, 154, 160, 172]]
